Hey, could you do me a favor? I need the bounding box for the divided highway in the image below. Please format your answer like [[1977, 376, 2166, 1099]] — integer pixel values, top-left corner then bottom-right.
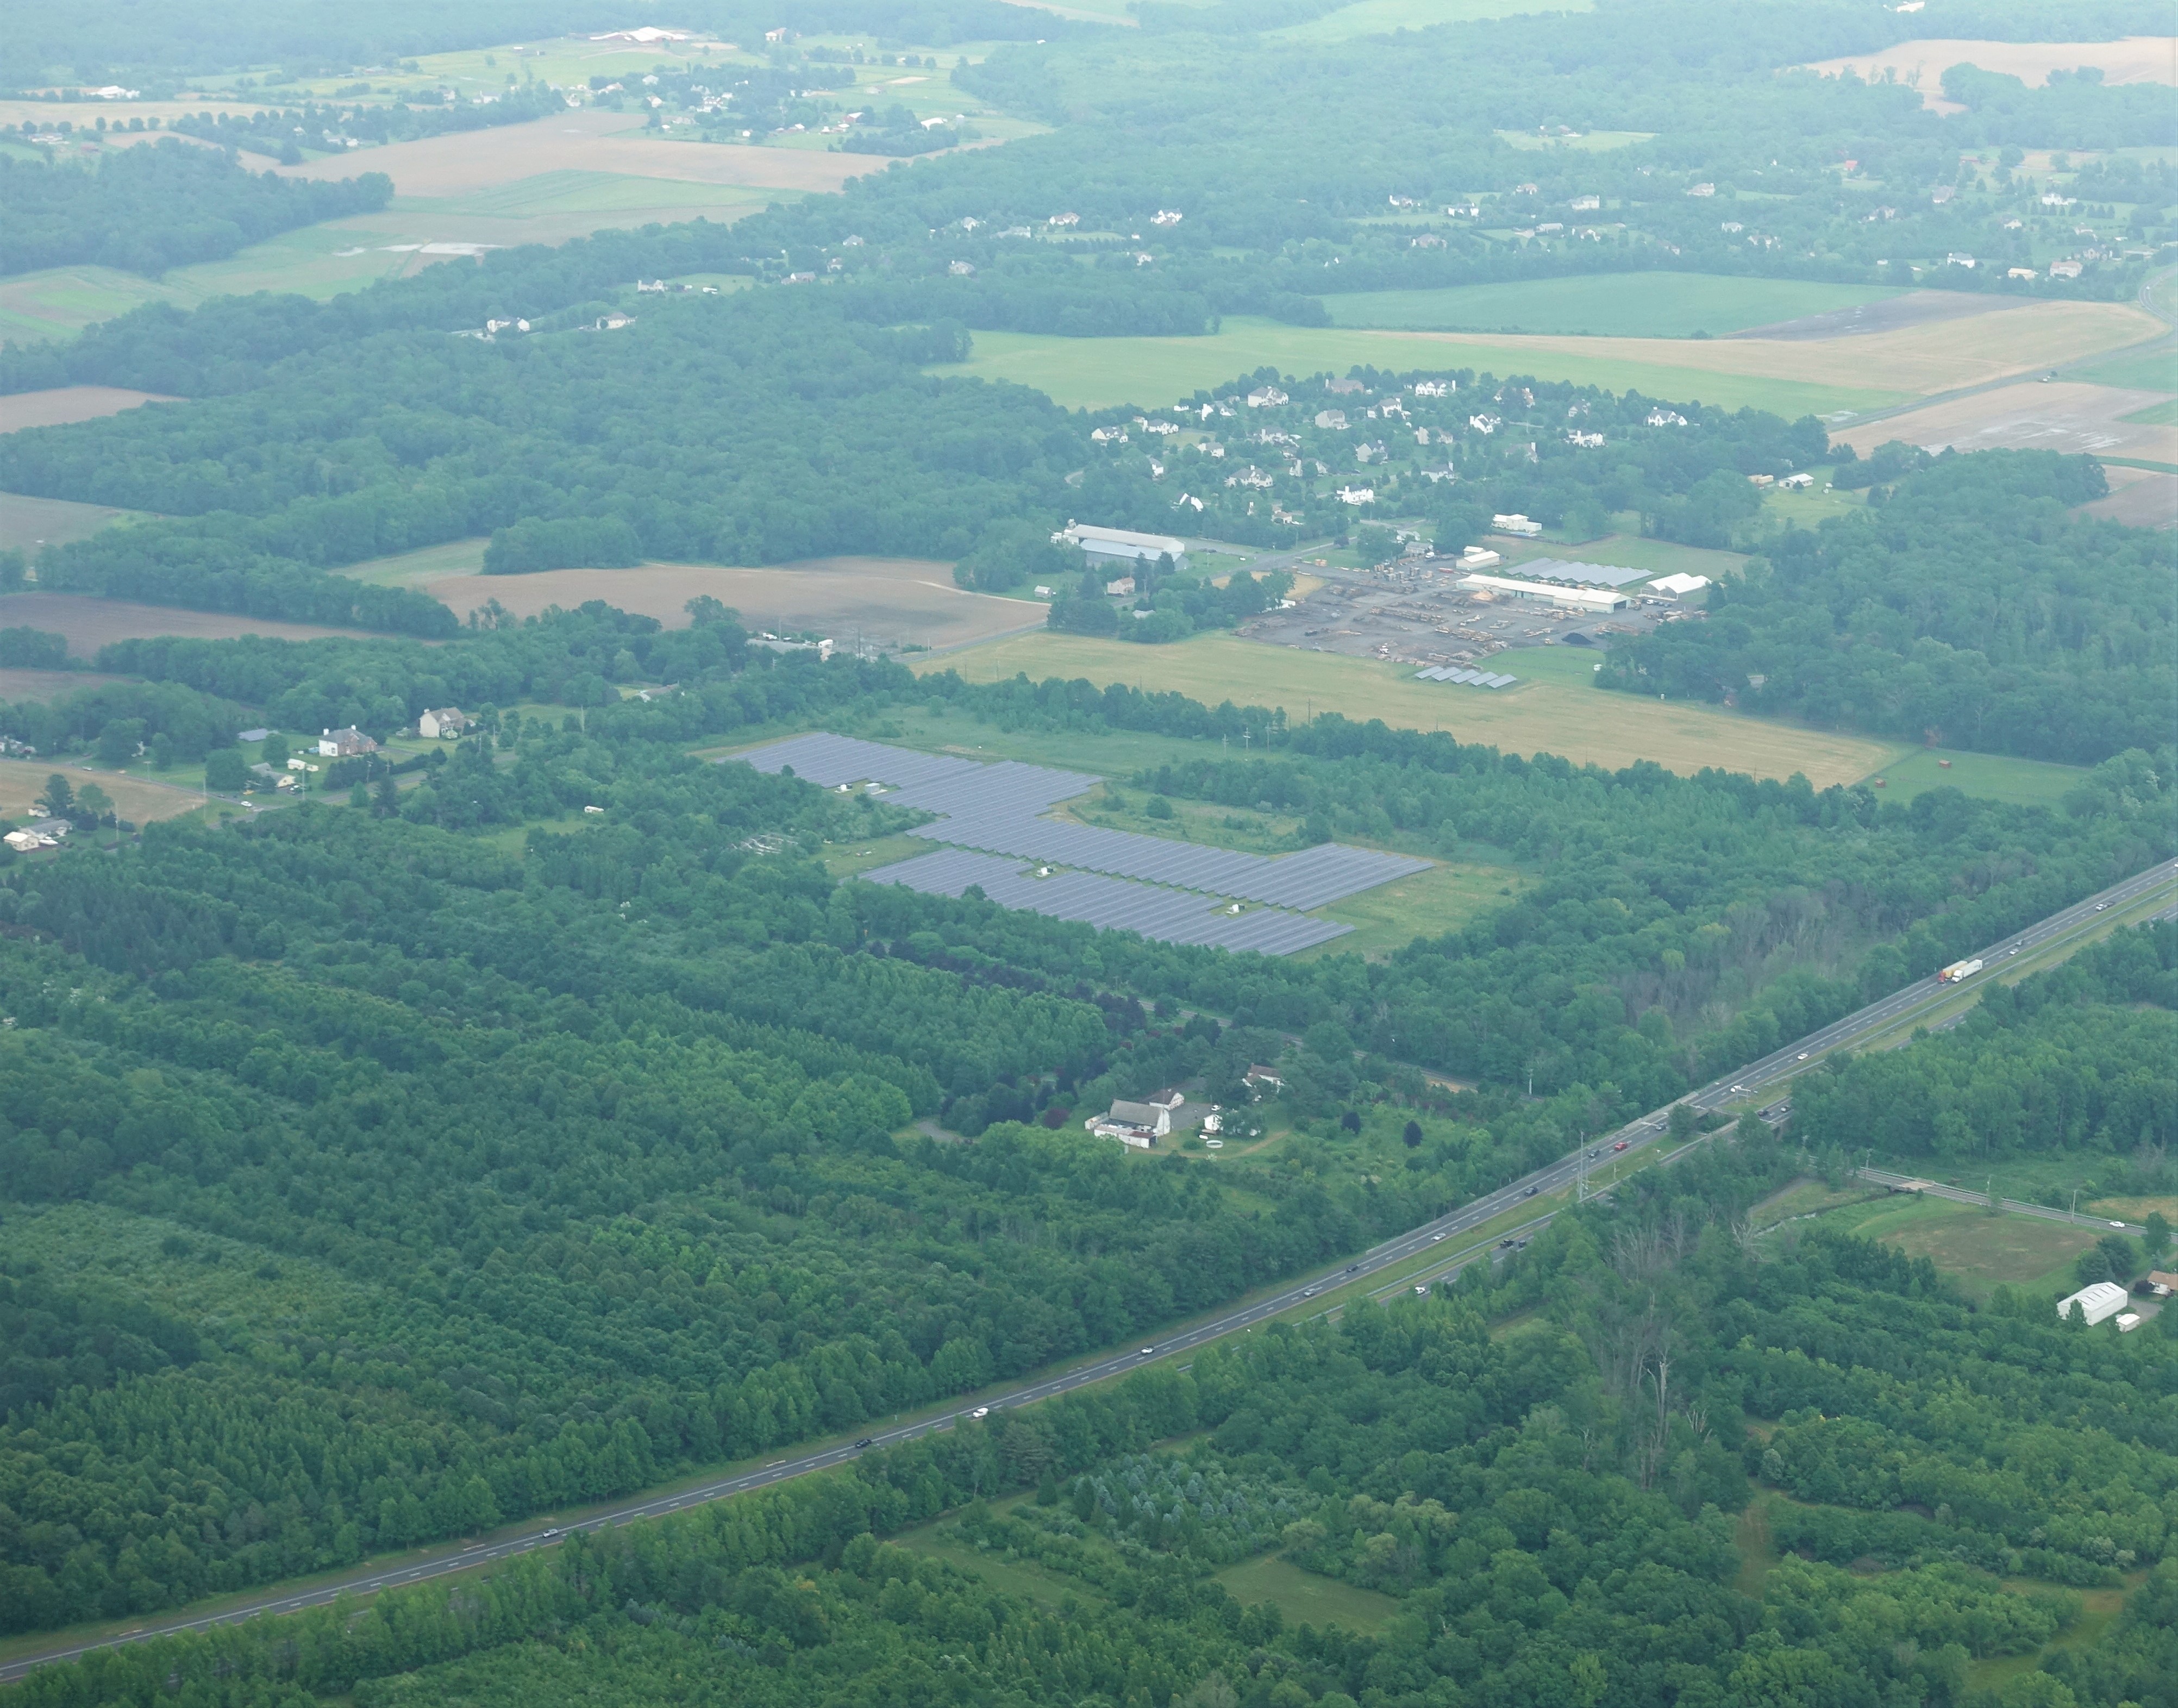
[[4, 856, 2171, 1686]]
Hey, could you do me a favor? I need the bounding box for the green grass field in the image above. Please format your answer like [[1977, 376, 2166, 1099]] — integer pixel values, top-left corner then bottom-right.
[[1213, 1553, 1403, 1629], [918, 629, 1896, 786], [0, 177, 781, 345], [1272, 0, 1591, 44], [1497, 532, 1749, 581], [2119, 396, 2178, 425], [1860, 746, 2083, 809], [1323, 274, 1905, 339], [0, 492, 142, 552], [341, 537, 492, 587], [1810, 1196, 2098, 1303], [943, 317, 1901, 416], [1304, 858, 1524, 958]]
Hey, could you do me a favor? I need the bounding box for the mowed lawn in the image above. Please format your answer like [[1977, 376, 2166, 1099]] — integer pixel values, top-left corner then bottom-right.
[[945, 318, 1898, 416], [1867, 746, 2085, 809], [1324, 273, 1905, 338], [1816, 1196, 2100, 1303], [917, 630, 1895, 786]]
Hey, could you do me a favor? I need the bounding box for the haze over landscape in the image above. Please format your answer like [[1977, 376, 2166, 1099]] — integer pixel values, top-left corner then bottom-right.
[[0, 3, 2173, 1705]]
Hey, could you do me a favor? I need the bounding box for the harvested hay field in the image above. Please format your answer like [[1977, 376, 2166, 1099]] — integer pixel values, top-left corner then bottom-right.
[[0, 667, 126, 702], [0, 387, 180, 434], [2085, 465, 2178, 528], [0, 758, 208, 826], [426, 558, 1047, 650], [1799, 36, 2176, 112], [274, 109, 873, 199], [917, 630, 1893, 786], [0, 593, 379, 658], [1451, 298, 2162, 404], [1837, 380, 2178, 464]]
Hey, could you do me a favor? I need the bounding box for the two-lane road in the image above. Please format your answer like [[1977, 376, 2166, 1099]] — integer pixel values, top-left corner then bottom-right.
[[4, 857, 2170, 1686]]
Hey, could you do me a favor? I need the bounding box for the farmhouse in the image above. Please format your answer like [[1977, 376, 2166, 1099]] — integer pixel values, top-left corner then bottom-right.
[[318, 726, 378, 759], [1087, 1099, 1171, 1147], [1491, 512, 1543, 536], [1064, 523, 1190, 572], [419, 708, 468, 740]]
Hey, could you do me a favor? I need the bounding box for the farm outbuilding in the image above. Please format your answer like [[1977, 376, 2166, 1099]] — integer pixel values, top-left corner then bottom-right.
[[2055, 1281, 2130, 1326]]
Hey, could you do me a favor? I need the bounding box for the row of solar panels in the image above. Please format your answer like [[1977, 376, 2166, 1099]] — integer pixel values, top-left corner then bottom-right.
[[861, 847, 1353, 956], [1516, 556, 1645, 587], [1413, 666, 1518, 688], [734, 732, 1430, 911]]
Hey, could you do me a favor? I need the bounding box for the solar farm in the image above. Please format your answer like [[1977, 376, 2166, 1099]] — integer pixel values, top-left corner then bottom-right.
[[1413, 666, 1519, 689], [733, 731, 1431, 955]]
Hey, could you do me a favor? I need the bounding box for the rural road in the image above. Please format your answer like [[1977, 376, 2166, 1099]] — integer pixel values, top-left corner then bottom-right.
[[4, 855, 2171, 1685]]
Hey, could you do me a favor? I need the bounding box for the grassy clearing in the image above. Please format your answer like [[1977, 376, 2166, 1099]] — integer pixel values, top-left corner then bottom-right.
[[943, 318, 1898, 416], [1494, 129, 1654, 152], [821, 833, 936, 879], [1860, 746, 2084, 809], [2087, 1194, 2178, 1223], [1968, 1583, 2132, 1695], [0, 758, 213, 826], [1500, 531, 1749, 580], [1273, 0, 1587, 39], [1813, 1197, 2097, 1302], [1214, 1554, 1403, 1630], [1324, 274, 1903, 339], [917, 630, 1895, 787], [1301, 859, 1525, 960], [0, 491, 143, 552], [340, 537, 492, 587]]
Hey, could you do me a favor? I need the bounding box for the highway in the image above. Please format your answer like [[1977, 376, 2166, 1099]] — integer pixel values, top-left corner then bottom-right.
[[3, 855, 2170, 1685]]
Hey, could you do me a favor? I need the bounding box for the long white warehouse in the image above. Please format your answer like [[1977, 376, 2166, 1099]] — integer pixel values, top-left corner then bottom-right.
[[1457, 573, 1629, 612]]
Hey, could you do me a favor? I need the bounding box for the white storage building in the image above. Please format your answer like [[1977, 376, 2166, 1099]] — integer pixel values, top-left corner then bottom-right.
[[1457, 573, 1628, 613], [2055, 1281, 2130, 1326], [1064, 523, 1190, 572]]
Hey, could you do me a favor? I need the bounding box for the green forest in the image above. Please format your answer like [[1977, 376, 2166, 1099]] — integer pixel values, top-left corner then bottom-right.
[[10, 1088, 2175, 1708], [0, 143, 390, 278], [0, 0, 2173, 1697], [0, 629, 2171, 1637]]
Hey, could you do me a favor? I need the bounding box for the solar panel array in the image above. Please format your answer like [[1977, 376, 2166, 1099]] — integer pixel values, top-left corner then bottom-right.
[[1413, 666, 1517, 688], [732, 731, 1429, 914], [1516, 556, 1645, 587], [863, 847, 1353, 956]]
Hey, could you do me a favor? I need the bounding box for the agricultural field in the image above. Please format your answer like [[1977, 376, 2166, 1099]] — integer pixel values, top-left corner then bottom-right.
[[418, 555, 1046, 650], [0, 666, 124, 702], [0, 592, 378, 655], [917, 629, 1897, 785], [2085, 466, 2177, 524], [945, 318, 1901, 416], [944, 296, 2157, 417], [1798, 36, 2178, 112], [0, 386, 178, 433], [0, 491, 143, 553], [1323, 273, 1906, 339], [1271, 0, 1592, 45]]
